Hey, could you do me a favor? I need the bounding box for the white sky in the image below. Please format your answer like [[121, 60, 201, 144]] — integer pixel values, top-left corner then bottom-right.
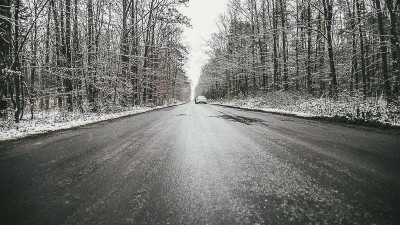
[[178, 0, 229, 95]]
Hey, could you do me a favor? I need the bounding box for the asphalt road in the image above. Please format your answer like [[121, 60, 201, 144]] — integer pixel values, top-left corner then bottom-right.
[[1, 103, 400, 225]]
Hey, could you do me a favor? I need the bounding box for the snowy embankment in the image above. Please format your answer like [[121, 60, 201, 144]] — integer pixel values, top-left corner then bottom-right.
[[212, 92, 400, 127], [0, 102, 184, 141]]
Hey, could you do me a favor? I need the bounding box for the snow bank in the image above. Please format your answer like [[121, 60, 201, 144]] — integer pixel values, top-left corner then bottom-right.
[[0, 102, 184, 141], [213, 92, 400, 127]]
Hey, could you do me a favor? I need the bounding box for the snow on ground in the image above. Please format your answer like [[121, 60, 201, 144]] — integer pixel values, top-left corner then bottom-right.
[[0, 102, 184, 141], [212, 92, 400, 127]]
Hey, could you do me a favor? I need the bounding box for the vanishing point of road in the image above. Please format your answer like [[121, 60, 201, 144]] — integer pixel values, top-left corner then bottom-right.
[[1, 103, 399, 224]]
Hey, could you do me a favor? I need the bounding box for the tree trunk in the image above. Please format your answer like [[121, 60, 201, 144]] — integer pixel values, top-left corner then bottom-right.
[[65, 0, 73, 111], [295, 0, 300, 91], [307, 2, 312, 94], [386, 0, 400, 98], [280, 0, 288, 91], [323, 0, 338, 99], [131, 0, 139, 105], [87, 0, 96, 109], [13, 0, 22, 122], [50, 0, 63, 108], [0, 0, 12, 106], [142, 0, 156, 104], [355, 0, 367, 99], [74, 0, 83, 112], [260, 0, 268, 91], [272, 0, 278, 91], [374, 0, 392, 102], [30, 0, 38, 118]]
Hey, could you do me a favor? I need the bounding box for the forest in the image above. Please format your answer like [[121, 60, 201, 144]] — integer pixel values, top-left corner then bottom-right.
[[0, 0, 191, 123], [197, 0, 400, 124]]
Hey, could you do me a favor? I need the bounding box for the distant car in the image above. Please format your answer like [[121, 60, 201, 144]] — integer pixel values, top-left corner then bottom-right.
[[195, 96, 207, 104]]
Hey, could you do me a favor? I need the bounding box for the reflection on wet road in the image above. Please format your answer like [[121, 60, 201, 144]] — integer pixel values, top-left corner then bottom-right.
[[1, 103, 400, 224]]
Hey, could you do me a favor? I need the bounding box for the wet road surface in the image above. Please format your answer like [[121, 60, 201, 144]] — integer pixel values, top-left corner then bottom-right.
[[1, 103, 400, 224]]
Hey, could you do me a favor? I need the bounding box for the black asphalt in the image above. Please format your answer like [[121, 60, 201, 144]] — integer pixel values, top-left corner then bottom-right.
[[1, 103, 400, 224]]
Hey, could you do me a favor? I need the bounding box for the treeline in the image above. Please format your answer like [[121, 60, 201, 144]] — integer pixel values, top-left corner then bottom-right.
[[0, 0, 191, 123], [197, 0, 400, 105]]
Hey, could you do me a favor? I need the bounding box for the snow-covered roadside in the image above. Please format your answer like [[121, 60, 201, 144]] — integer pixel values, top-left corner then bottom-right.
[[211, 93, 400, 127], [0, 102, 184, 141], [213, 101, 316, 118]]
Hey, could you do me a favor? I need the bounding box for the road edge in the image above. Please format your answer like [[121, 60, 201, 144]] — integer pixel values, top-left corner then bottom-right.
[[0, 103, 186, 144], [211, 103, 400, 132]]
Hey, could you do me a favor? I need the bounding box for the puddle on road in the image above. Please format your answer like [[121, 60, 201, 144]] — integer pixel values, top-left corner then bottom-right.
[[280, 118, 295, 122], [221, 114, 263, 125], [174, 113, 191, 117], [209, 113, 265, 125]]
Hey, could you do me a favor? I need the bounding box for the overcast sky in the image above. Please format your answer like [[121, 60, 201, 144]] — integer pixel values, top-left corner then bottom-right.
[[178, 0, 229, 94]]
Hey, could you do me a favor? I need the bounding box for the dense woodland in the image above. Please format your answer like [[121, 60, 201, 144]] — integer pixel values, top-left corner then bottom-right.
[[0, 0, 191, 123], [197, 0, 400, 108]]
